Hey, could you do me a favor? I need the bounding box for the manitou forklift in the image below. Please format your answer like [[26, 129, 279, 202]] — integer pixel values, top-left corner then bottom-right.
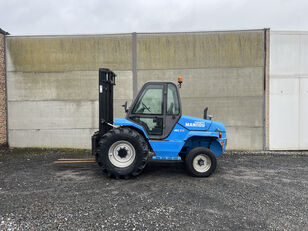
[[92, 68, 227, 179]]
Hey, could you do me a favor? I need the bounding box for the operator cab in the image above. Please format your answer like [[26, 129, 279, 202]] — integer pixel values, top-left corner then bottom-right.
[[127, 82, 181, 139]]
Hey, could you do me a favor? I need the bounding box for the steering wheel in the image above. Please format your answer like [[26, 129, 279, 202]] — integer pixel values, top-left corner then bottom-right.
[[142, 102, 151, 112]]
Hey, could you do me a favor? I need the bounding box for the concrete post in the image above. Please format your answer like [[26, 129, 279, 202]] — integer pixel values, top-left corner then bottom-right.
[[132, 32, 137, 98], [264, 28, 270, 150]]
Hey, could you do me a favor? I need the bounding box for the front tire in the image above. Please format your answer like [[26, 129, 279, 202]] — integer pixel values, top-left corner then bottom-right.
[[97, 127, 149, 179], [185, 147, 217, 177]]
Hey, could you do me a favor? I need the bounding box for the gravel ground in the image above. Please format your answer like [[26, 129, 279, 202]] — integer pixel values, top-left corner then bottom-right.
[[0, 148, 307, 231]]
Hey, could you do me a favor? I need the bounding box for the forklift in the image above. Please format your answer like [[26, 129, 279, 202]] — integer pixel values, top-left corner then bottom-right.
[[92, 68, 227, 179]]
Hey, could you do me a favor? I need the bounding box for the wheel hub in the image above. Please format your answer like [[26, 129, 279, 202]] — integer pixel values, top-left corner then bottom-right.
[[198, 159, 205, 166], [108, 141, 136, 168], [118, 148, 128, 158], [193, 154, 211, 173]]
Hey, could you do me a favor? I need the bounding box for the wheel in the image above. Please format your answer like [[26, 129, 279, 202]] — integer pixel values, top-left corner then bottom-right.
[[185, 147, 217, 177], [97, 127, 149, 179]]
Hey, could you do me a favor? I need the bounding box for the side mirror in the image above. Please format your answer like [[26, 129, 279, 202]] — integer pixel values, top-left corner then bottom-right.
[[203, 107, 208, 119], [203, 107, 213, 120], [122, 101, 128, 113]]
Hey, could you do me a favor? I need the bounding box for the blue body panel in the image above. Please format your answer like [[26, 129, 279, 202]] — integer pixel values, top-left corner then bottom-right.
[[114, 115, 227, 159], [177, 115, 212, 130]]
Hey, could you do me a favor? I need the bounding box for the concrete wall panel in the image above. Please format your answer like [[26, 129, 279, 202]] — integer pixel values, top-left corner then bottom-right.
[[9, 128, 96, 148], [137, 31, 264, 70], [137, 67, 264, 98], [181, 97, 264, 128], [227, 126, 263, 150], [8, 100, 99, 130], [7, 70, 132, 101], [6, 35, 132, 72], [8, 99, 127, 131]]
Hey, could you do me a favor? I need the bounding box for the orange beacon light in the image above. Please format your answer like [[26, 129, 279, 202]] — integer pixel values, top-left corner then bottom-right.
[[178, 76, 183, 87]]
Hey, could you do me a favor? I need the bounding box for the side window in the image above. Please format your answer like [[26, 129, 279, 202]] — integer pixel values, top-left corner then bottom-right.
[[132, 85, 163, 115], [167, 84, 180, 115]]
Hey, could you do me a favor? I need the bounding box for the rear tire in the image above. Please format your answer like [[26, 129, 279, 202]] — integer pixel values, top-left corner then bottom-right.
[[185, 147, 217, 177], [97, 127, 149, 179]]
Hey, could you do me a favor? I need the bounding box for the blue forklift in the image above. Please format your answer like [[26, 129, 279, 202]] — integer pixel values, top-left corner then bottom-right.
[[92, 69, 227, 178]]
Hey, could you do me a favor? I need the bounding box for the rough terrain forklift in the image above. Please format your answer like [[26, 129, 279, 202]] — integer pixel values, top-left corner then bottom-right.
[[92, 68, 227, 179]]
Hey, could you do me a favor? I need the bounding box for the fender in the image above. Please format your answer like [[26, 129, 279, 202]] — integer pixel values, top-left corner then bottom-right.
[[183, 133, 225, 157], [114, 118, 149, 139]]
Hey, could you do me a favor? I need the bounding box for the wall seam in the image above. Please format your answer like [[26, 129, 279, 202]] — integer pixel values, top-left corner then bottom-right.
[[263, 29, 266, 151], [4, 33, 8, 147], [132, 32, 137, 98], [264, 28, 270, 151], [132, 66, 265, 71], [7, 95, 265, 102], [8, 65, 265, 73]]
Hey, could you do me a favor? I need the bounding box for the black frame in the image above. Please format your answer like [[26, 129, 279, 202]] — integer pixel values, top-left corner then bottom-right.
[[126, 82, 182, 140], [99, 68, 116, 135], [92, 68, 116, 155]]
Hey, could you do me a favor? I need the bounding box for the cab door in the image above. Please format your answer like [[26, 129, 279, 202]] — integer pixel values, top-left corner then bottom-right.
[[164, 83, 181, 137], [129, 83, 165, 139], [128, 82, 181, 140]]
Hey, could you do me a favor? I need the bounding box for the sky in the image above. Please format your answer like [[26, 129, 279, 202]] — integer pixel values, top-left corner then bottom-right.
[[0, 0, 308, 35]]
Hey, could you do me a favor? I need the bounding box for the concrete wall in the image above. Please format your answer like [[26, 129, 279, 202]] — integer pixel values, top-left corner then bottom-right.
[[6, 30, 266, 150], [269, 31, 308, 150], [6, 35, 133, 148], [137, 31, 266, 150], [0, 30, 8, 146]]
